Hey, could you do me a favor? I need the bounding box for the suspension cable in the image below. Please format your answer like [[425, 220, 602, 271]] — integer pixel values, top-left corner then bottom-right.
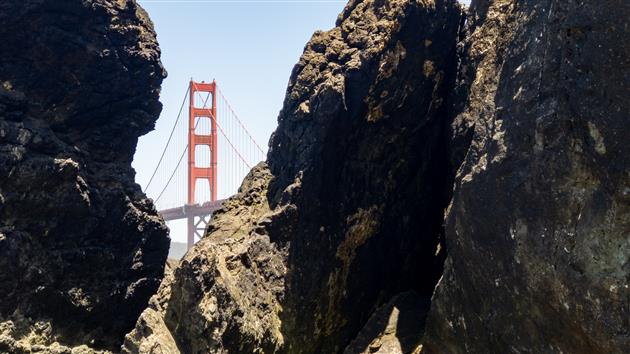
[[217, 88, 265, 155], [154, 110, 208, 203], [145, 85, 190, 191], [155, 83, 259, 203], [194, 90, 252, 169], [154, 86, 213, 204], [155, 145, 187, 203]]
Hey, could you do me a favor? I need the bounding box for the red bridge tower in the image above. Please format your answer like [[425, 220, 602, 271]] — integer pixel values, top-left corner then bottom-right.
[[187, 80, 218, 248]]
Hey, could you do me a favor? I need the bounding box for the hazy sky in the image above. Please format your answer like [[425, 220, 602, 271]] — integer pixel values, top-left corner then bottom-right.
[[133, 0, 470, 243]]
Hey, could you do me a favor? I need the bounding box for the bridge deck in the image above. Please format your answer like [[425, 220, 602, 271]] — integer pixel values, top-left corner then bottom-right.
[[159, 200, 225, 221]]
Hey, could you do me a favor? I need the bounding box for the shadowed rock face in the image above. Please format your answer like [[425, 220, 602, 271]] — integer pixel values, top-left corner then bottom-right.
[[0, 0, 169, 352], [423, 0, 630, 353], [123, 0, 463, 353], [267, 0, 462, 351]]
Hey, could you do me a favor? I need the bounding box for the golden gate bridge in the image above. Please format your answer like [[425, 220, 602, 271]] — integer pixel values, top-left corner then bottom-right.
[[144, 80, 266, 250]]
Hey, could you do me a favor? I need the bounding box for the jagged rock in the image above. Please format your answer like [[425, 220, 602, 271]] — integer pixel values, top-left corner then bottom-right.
[[121, 260, 181, 354], [422, 0, 630, 353], [123, 0, 463, 352], [123, 164, 283, 354], [0, 0, 169, 352], [0, 317, 112, 354]]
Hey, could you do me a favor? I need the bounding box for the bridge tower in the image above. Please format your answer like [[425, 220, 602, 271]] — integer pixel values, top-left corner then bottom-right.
[[187, 80, 218, 249]]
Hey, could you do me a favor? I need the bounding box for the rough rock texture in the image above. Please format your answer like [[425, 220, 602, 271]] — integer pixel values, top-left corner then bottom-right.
[[122, 259, 181, 354], [123, 0, 463, 353], [0, 0, 169, 352], [343, 291, 428, 354], [123, 164, 282, 354], [423, 0, 630, 353], [266, 1, 462, 352]]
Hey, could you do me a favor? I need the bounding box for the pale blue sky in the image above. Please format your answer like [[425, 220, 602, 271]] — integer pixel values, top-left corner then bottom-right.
[[133, 0, 469, 243]]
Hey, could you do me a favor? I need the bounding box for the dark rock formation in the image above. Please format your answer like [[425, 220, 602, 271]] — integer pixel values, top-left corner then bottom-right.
[[266, 1, 462, 351], [423, 0, 630, 353], [123, 0, 463, 353], [0, 0, 169, 352]]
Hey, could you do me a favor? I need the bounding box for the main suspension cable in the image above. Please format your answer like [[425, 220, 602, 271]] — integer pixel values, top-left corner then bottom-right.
[[145, 85, 190, 191]]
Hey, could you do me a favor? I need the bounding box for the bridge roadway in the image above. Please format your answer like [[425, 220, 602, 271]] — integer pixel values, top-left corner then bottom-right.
[[159, 200, 225, 222]]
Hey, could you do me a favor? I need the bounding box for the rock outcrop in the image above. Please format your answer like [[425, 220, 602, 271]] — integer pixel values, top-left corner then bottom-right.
[[423, 0, 630, 353], [123, 0, 463, 353], [4, 0, 625, 352], [0, 0, 169, 352]]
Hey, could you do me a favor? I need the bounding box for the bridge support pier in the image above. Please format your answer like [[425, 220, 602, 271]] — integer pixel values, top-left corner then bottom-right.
[[187, 213, 211, 248], [159, 202, 224, 250], [187, 216, 195, 250]]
